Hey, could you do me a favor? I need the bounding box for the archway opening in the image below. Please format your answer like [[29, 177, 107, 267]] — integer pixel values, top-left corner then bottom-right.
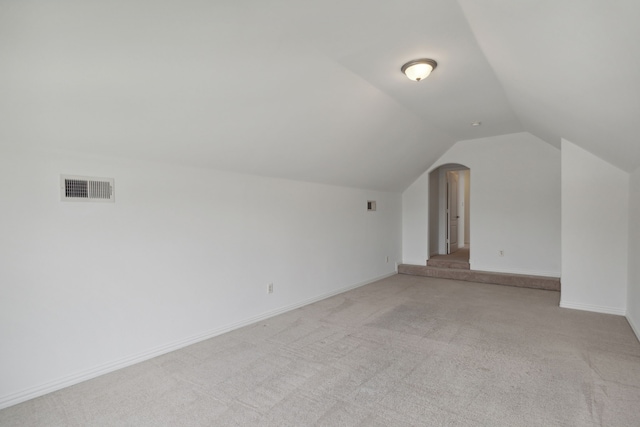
[[428, 163, 470, 261]]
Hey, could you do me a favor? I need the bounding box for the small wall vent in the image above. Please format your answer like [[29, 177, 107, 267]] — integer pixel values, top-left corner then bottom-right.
[[367, 200, 377, 211], [61, 175, 115, 202]]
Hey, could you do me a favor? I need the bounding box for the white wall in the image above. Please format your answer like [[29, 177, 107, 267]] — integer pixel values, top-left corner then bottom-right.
[[0, 148, 402, 409], [458, 170, 466, 247], [402, 172, 429, 265], [561, 139, 628, 315], [464, 170, 470, 245], [629, 166, 640, 339], [403, 132, 561, 277]]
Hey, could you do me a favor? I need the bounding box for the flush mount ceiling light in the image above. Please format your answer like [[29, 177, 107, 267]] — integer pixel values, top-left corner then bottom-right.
[[401, 58, 438, 81]]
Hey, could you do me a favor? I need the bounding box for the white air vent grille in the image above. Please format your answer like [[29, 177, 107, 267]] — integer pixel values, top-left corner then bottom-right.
[[61, 175, 115, 202]]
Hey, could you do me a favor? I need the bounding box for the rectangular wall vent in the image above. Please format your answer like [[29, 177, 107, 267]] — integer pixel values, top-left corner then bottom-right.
[[61, 175, 115, 202]]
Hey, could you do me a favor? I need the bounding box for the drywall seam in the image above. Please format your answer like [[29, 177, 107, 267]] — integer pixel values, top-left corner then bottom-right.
[[0, 272, 396, 410], [559, 301, 626, 316]]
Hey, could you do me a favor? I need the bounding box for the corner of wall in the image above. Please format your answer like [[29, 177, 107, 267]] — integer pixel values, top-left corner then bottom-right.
[[627, 315, 640, 343], [627, 166, 640, 342]]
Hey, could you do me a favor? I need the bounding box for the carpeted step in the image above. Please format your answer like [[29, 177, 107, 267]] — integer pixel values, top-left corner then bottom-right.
[[426, 258, 470, 270], [398, 264, 560, 291]]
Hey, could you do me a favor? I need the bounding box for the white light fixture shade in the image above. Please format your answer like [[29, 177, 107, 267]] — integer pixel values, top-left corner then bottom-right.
[[401, 59, 438, 81]]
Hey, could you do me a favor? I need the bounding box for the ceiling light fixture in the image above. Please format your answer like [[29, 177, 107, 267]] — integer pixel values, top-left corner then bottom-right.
[[471, 121, 482, 126], [401, 58, 438, 81]]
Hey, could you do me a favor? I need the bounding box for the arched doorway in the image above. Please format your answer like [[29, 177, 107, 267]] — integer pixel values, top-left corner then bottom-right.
[[428, 164, 470, 260]]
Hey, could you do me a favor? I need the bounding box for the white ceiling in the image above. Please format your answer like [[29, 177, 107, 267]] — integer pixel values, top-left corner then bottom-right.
[[1, 0, 639, 191]]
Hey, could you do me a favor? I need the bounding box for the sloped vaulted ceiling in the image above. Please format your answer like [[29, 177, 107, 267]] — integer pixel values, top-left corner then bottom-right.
[[457, 0, 640, 172], [1, 0, 638, 191]]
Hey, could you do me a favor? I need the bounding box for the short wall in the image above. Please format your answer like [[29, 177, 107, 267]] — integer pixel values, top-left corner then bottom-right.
[[627, 166, 640, 337], [561, 139, 628, 315], [402, 172, 429, 265], [0, 148, 402, 409]]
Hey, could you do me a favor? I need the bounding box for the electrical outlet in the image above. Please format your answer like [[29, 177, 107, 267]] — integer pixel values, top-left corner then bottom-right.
[[268, 283, 273, 294], [499, 250, 504, 257]]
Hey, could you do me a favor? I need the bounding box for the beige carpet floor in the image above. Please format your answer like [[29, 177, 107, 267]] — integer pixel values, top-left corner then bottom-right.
[[2, 275, 640, 426]]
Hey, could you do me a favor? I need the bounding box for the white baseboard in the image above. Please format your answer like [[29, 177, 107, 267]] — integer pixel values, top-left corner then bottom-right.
[[559, 300, 626, 316], [0, 271, 396, 410], [627, 314, 640, 343], [470, 263, 561, 278]]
